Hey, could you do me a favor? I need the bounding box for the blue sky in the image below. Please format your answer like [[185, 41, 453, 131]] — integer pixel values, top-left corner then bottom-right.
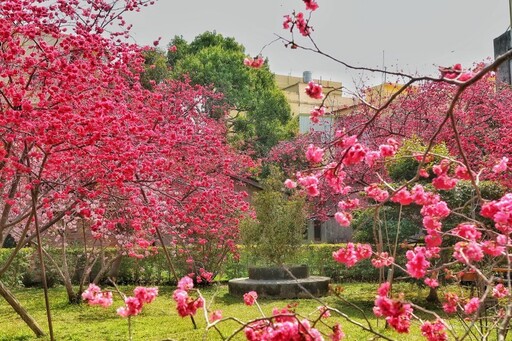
[[125, 0, 509, 90]]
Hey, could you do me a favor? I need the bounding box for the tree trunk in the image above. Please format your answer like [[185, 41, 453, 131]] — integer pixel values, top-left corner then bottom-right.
[[426, 287, 440, 303], [0, 280, 45, 337]]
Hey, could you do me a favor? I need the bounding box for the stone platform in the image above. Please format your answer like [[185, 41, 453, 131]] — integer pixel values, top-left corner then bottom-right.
[[228, 265, 330, 299], [228, 276, 330, 299]]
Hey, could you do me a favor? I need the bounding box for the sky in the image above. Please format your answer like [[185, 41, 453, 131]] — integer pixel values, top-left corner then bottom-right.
[[125, 0, 510, 91]]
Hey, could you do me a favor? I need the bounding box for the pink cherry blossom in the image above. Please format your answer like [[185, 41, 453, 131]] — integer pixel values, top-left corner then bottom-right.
[[365, 184, 389, 202], [318, 305, 331, 318], [373, 286, 413, 333], [117, 296, 143, 317], [371, 252, 394, 268], [432, 174, 457, 191], [453, 241, 484, 264], [464, 297, 480, 314], [442, 293, 459, 314], [420, 319, 448, 341], [405, 247, 430, 279], [365, 150, 381, 167], [333, 243, 372, 267], [310, 106, 326, 123], [452, 223, 481, 241], [329, 323, 345, 341], [419, 168, 430, 178], [439, 63, 462, 79], [284, 179, 297, 189], [424, 278, 439, 288], [177, 276, 194, 291], [432, 159, 451, 175], [457, 72, 473, 82], [305, 81, 324, 99], [283, 15, 293, 29], [173, 289, 204, 318], [379, 143, 396, 157], [343, 143, 367, 165], [81, 283, 113, 308], [455, 165, 472, 180], [493, 284, 509, 299], [303, 0, 319, 11], [298, 175, 320, 197], [482, 240, 505, 256], [390, 188, 414, 205], [209, 310, 223, 323], [243, 56, 264, 69], [295, 12, 311, 36], [337, 198, 359, 210], [243, 291, 258, 306], [493, 157, 509, 174], [134, 286, 158, 304], [334, 211, 352, 227], [306, 144, 324, 163]]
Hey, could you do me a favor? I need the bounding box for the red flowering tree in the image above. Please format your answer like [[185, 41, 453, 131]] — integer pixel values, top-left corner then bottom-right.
[[0, 0, 253, 336]]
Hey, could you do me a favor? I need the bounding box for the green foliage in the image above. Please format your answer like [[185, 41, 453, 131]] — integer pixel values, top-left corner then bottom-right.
[[387, 136, 451, 182], [441, 180, 505, 209], [351, 207, 421, 245], [240, 168, 306, 265], [221, 244, 389, 283], [139, 48, 170, 90], [167, 31, 294, 156], [0, 248, 32, 287]]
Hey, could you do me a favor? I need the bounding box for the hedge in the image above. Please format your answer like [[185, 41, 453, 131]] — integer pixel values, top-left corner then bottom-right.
[[0, 244, 386, 287]]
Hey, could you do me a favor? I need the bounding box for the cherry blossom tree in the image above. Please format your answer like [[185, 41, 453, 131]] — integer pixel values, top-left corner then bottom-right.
[[0, 0, 253, 337]]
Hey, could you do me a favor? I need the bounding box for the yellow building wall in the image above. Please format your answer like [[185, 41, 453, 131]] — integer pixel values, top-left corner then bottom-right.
[[274, 74, 353, 117]]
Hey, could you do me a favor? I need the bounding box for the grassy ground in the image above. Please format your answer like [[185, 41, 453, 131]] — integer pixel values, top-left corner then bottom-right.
[[0, 282, 465, 340]]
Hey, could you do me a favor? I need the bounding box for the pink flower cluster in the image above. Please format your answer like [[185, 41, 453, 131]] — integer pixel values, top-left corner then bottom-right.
[[81, 283, 113, 308], [306, 144, 324, 163], [309, 106, 325, 123], [439, 63, 473, 82], [244, 306, 330, 341], [431, 159, 457, 191], [117, 286, 158, 317], [405, 247, 430, 279], [373, 283, 413, 333], [244, 56, 264, 69], [365, 184, 389, 202], [371, 252, 394, 268], [305, 81, 324, 99], [332, 243, 372, 267], [297, 174, 320, 197], [334, 199, 359, 227], [493, 283, 510, 299], [420, 319, 448, 341], [493, 157, 509, 174], [172, 276, 204, 318], [463, 297, 480, 315], [442, 292, 459, 314], [303, 0, 319, 11], [243, 291, 258, 306], [481, 193, 512, 234]]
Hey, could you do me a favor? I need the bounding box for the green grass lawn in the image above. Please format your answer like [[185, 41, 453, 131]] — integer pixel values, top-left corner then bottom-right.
[[0, 282, 473, 340]]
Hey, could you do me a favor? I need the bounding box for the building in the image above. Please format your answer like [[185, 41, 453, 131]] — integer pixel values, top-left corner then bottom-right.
[[494, 30, 512, 86], [275, 72, 357, 136]]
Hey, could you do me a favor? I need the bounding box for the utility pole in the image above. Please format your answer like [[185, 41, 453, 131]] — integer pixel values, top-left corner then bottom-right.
[[509, 0, 512, 32]]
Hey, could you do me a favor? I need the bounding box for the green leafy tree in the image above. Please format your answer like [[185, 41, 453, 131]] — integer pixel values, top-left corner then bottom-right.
[[140, 48, 170, 90], [240, 167, 306, 265], [167, 31, 294, 156]]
